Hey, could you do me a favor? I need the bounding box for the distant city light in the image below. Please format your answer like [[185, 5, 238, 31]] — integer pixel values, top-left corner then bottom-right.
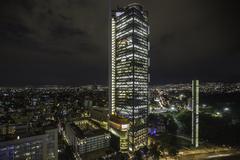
[[179, 94, 184, 98], [213, 111, 223, 117], [224, 107, 230, 111]]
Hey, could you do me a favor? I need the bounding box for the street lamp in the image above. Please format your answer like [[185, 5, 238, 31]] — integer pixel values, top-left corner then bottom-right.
[[171, 106, 175, 111], [224, 107, 230, 112]]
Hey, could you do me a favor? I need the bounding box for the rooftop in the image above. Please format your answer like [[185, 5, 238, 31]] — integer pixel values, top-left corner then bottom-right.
[[109, 115, 129, 124], [70, 119, 108, 139], [0, 120, 57, 142]]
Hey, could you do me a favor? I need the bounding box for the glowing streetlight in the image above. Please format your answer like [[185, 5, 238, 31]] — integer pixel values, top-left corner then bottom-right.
[[171, 106, 175, 111], [224, 107, 229, 112]]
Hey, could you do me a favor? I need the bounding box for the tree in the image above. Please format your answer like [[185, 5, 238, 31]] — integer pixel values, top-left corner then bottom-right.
[[149, 142, 161, 160], [115, 152, 129, 160], [133, 149, 143, 160], [168, 146, 178, 156]]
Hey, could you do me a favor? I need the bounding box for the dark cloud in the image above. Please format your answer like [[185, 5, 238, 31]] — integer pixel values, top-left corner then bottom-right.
[[49, 25, 87, 39], [0, 0, 240, 86], [159, 33, 175, 46], [0, 23, 32, 40]]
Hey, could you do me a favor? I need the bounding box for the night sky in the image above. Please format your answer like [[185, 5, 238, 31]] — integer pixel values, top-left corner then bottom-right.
[[0, 0, 240, 86]]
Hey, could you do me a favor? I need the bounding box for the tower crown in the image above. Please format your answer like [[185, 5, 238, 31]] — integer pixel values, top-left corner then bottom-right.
[[126, 3, 143, 10]]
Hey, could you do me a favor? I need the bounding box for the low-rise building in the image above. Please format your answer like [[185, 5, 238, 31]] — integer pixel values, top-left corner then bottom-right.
[[65, 119, 111, 158], [89, 106, 109, 129], [0, 124, 58, 160], [108, 115, 129, 153]]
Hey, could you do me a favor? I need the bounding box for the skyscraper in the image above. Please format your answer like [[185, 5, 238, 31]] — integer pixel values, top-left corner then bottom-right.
[[192, 80, 199, 147], [109, 3, 150, 152]]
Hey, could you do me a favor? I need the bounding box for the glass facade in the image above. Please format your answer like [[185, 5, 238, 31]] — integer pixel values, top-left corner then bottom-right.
[[110, 3, 150, 151]]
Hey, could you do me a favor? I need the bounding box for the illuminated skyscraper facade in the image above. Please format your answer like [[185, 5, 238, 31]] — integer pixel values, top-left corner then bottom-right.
[[192, 80, 199, 147], [110, 3, 150, 151]]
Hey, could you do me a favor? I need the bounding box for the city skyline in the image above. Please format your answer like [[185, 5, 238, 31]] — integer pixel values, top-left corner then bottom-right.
[[1, 1, 240, 159], [0, 0, 240, 86]]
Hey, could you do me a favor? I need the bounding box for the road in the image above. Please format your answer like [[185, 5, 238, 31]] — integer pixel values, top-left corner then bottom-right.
[[178, 150, 240, 160]]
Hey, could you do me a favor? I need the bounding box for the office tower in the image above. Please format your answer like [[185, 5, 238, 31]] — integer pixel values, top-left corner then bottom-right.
[[109, 3, 150, 152], [192, 80, 199, 147]]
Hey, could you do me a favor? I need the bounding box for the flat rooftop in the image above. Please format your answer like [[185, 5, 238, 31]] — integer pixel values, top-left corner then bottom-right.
[[70, 119, 108, 139], [109, 115, 129, 124], [0, 121, 57, 142]]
